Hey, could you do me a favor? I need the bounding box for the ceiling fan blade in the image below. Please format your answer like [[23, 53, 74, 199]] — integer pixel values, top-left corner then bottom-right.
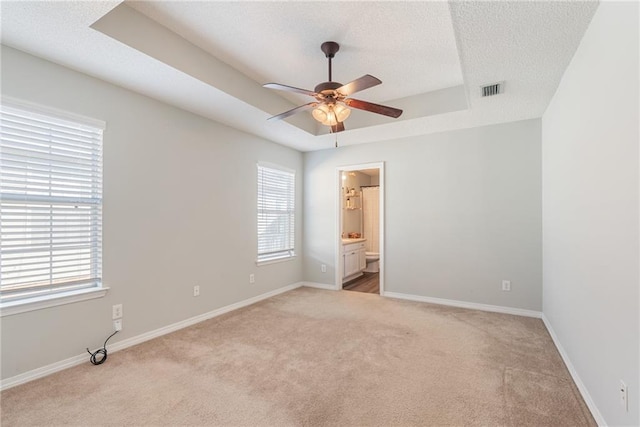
[[263, 83, 316, 97], [337, 74, 382, 96], [267, 102, 317, 121], [345, 98, 403, 118], [330, 122, 345, 133]]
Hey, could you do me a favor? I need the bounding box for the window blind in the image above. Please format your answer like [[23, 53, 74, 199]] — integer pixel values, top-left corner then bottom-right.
[[257, 164, 295, 263], [0, 102, 103, 303]]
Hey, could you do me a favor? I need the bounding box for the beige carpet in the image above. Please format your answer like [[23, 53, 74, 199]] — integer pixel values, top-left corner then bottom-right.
[[1, 287, 596, 426]]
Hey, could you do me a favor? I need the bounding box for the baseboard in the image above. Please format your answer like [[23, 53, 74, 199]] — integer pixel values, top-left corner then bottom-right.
[[541, 314, 606, 426], [0, 282, 303, 391], [0, 352, 90, 392], [301, 281, 337, 291], [382, 291, 542, 318]]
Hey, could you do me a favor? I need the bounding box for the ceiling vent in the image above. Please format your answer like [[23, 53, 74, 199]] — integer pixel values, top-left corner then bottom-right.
[[481, 82, 503, 97]]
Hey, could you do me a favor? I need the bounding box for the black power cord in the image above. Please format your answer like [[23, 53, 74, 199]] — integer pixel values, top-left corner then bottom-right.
[[86, 330, 118, 365]]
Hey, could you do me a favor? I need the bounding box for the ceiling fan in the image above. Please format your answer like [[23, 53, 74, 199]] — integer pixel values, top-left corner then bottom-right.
[[263, 41, 403, 133]]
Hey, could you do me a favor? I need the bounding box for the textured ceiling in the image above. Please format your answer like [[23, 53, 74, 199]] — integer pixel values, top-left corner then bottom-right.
[[0, 1, 599, 151], [127, 1, 464, 104]]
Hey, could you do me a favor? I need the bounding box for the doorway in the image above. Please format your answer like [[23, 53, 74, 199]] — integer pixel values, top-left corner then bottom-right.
[[335, 162, 384, 295]]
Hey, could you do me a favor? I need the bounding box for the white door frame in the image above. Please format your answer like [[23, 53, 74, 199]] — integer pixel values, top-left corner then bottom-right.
[[335, 162, 385, 295]]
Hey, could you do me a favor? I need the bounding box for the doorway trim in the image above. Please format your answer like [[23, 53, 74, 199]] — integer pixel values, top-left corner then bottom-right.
[[335, 162, 385, 295]]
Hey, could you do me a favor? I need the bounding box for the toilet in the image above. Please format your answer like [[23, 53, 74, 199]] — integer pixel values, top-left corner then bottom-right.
[[364, 252, 380, 273]]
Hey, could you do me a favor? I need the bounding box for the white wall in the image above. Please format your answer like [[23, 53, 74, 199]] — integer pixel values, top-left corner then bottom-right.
[[542, 3, 639, 426], [0, 46, 304, 380], [304, 119, 542, 311]]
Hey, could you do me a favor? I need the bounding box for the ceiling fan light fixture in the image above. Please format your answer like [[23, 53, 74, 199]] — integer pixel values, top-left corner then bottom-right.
[[312, 103, 351, 126], [311, 103, 330, 124], [334, 103, 351, 122]]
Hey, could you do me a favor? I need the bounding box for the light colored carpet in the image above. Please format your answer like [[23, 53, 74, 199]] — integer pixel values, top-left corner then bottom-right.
[[1, 287, 596, 426]]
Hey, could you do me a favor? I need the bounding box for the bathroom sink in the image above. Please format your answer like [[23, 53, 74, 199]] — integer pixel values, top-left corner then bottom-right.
[[342, 238, 366, 244]]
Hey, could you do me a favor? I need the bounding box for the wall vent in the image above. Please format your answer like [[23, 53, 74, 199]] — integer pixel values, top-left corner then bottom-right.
[[481, 82, 503, 97]]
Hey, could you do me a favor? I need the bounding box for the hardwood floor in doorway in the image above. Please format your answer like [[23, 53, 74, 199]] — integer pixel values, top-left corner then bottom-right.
[[343, 272, 379, 294]]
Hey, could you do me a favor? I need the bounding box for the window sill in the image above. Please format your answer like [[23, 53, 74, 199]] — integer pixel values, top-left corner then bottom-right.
[[256, 255, 297, 267], [0, 287, 109, 317]]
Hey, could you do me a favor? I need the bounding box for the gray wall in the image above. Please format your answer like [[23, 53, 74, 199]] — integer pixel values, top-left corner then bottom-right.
[[304, 119, 542, 311], [542, 2, 639, 425], [0, 46, 304, 380]]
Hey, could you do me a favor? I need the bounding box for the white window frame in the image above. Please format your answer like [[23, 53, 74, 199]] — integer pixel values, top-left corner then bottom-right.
[[256, 162, 296, 265], [0, 98, 107, 317]]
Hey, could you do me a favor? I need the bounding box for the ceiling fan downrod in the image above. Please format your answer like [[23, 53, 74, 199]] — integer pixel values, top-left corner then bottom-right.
[[321, 41, 339, 82]]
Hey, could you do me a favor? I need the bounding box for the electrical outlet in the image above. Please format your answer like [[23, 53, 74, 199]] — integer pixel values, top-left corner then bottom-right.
[[502, 280, 511, 291], [112, 304, 123, 319], [193, 285, 200, 297], [113, 319, 122, 331], [321, 264, 327, 273], [620, 380, 628, 411], [249, 274, 255, 284]]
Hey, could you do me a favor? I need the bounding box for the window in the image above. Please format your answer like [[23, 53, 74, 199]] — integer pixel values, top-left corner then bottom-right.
[[0, 101, 104, 308], [257, 163, 295, 264]]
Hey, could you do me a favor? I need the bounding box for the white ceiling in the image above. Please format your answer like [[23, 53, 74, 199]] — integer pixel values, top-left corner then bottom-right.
[[1, 1, 598, 152]]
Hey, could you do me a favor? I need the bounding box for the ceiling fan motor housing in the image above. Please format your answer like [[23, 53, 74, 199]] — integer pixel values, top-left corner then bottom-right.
[[314, 81, 342, 95]]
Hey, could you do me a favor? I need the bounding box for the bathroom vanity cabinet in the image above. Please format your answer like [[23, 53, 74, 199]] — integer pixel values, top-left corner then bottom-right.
[[342, 239, 366, 282]]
